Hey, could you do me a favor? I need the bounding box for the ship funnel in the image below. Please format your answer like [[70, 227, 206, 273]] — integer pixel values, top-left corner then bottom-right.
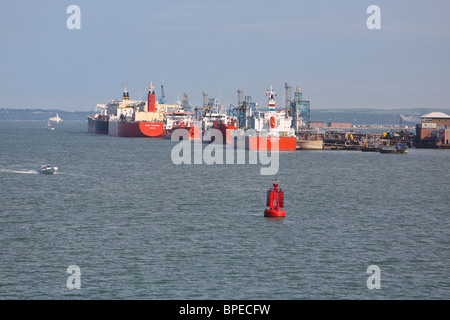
[[148, 81, 156, 112]]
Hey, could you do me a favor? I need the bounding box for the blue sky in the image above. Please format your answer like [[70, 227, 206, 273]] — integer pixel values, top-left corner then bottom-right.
[[0, 0, 449, 111]]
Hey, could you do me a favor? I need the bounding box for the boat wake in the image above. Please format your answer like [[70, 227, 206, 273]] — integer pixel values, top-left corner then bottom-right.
[[0, 169, 39, 174]]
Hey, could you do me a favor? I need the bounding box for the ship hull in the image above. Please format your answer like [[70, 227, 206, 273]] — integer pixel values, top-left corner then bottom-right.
[[164, 126, 201, 141], [361, 146, 381, 152], [246, 136, 297, 151], [108, 121, 164, 138], [163, 129, 171, 140], [203, 123, 238, 144], [296, 140, 324, 150], [217, 123, 238, 145], [88, 116, 108, 134], [379, 149, 407, 154]]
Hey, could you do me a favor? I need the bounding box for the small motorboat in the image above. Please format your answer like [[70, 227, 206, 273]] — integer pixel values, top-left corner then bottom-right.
[[379, 143, 408, 154], [38, 164, 58, 174], [361, 143, 382, 152]]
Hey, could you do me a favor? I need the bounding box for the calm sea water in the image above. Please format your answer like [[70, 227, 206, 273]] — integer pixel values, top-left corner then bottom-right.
[[0, 120, 448, 299]]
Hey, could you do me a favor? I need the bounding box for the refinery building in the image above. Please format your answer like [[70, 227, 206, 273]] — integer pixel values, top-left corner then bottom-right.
[[415, 112, 450, 148]]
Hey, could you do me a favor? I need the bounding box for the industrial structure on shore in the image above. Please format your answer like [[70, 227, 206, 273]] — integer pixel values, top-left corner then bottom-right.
[[414, 112, 450, 149]]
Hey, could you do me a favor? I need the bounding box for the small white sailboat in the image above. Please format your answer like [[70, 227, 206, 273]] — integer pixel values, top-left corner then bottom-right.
[[46, 113, 54, 130], [38, 164, 58, 174], [49, 112, 63, 123]]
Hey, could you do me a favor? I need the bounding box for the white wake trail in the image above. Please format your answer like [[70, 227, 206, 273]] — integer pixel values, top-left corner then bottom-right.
[[0, 169, 38, 174]]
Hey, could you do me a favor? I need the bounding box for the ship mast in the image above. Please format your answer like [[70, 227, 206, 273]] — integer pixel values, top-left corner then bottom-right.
[[266, 86, 277, 112], [123, 84, 130, 100], [148, 81, 155, 94]]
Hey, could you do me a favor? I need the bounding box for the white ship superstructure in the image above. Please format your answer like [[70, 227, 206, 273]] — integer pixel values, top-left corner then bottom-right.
[[246, 86, 295, 137], [231, 86, 297, 151]]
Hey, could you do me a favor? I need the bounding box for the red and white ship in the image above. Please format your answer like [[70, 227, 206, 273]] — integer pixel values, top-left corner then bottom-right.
[[108, 83, 176, 138], [232, 86, 297, 151], [210, 119, 238, 144], [163, 98, 201, 141], [201, 98, 238, 144]]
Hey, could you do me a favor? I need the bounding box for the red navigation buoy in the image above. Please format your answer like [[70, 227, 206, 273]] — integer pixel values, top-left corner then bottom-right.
[[264, 179, 285, 218]]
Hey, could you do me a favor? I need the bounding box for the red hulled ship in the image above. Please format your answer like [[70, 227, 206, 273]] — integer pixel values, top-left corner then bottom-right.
[[108, 83, 171, 138], [201, 97, 238, 144], [163, 97, 201, 141], [232, 86, 297, 151], [210, 119, 238, 144]]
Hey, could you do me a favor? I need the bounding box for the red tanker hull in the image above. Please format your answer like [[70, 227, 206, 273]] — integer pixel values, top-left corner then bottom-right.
[[164, 125, 201, 141], [204, 122, 238, 144], [215, 122, 238, 144], [246, 136, 297, 151], [108, 121, 164, 138]]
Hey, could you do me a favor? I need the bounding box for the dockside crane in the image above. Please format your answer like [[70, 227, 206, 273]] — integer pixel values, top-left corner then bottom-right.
[[158, 85, 166, 104], [290, 87, 310, 130], [230, 88, 258, 128]]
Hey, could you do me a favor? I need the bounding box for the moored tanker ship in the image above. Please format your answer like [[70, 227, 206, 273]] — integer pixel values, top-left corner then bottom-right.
[[201, 97, 238, 144], [88, 104, 109, 134], [163, 96, 201, 141], [108, 83, 177, 138], [232, 86, 297, 151]]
